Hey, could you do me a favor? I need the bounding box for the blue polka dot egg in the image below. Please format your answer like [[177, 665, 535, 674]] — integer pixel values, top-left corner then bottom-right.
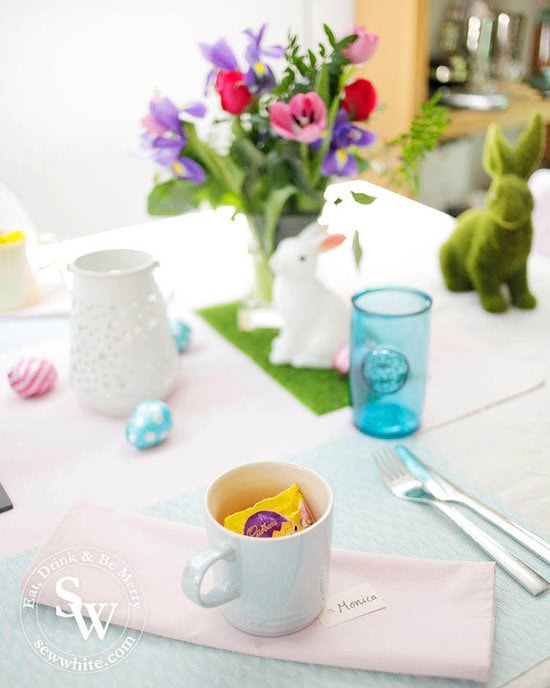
[[170, 319, 191, 353], [126, 400, 173, 449]]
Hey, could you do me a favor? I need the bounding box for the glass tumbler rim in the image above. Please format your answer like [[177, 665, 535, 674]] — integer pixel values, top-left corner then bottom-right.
[[351, 285, 432, 318]]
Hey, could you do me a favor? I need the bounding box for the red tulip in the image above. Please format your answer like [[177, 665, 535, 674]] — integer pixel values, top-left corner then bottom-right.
[[215, 70, 253, 115], [342, 79, 377, 121]]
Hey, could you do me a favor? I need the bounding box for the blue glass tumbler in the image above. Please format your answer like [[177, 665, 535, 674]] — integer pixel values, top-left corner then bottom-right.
[[350, 286, 432, 439]]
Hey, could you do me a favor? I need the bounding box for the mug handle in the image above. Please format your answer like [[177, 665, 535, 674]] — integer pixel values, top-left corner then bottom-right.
[[182, 542, 240, 608]]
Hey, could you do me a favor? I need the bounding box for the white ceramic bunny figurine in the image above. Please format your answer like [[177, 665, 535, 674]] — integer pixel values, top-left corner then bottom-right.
[[268, 222, 349, 368]]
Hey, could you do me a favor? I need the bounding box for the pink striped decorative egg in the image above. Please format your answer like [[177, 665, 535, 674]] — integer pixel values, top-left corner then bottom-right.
[[7, 358, 57, 398]]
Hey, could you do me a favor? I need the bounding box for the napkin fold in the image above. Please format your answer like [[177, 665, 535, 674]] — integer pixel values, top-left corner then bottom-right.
[[22, 502, 496, 682]]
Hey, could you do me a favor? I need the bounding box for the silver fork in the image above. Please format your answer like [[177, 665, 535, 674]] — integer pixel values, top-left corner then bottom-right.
[[374, 447, 549, 597]]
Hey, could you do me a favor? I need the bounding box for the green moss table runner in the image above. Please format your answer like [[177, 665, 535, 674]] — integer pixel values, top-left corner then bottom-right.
[[196, 302, 349, 415]]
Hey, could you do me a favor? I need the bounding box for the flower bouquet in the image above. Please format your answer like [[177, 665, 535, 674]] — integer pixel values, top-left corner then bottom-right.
[[139, 23, 446, 322]]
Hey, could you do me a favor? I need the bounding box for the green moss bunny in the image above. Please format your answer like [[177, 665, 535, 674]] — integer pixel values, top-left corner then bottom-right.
[[439, 112, 545, 313]]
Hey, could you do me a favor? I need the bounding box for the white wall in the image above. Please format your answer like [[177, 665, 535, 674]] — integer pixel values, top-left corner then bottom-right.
[[0, 0, 353, 239]]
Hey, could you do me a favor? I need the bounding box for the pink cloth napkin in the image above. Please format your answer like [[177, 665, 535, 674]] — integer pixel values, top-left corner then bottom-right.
[[22, 502, 496, 682]]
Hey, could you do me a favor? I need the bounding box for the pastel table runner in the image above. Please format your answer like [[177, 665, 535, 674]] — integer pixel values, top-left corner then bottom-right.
[[197, 301, 544, 422]]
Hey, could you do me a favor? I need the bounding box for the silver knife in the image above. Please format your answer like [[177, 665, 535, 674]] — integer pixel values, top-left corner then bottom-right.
[[395, 444, 550, 565]]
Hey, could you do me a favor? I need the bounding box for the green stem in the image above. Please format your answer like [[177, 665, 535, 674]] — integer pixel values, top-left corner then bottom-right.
[[250, 249, 274, 304], [184, 122, 243, 198], [300, 142, 312, 187], [311, 96, 342, 188]]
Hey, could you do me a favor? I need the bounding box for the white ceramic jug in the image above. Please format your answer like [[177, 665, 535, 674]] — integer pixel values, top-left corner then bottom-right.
[[68, 248, 180, 417]]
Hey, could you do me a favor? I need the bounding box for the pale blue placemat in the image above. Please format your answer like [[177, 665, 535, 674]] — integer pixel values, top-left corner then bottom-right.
[[1, 433, 549, 688]]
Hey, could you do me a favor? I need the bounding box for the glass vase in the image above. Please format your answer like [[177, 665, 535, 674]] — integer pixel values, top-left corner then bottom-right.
[[237, 212, 319, 331]]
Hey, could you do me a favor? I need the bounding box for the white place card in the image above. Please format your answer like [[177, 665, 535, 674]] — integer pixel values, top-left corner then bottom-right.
[[319, 581, 386, 628]]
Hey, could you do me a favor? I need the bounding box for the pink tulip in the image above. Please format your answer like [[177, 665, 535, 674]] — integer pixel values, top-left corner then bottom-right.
[[269, 92, 327, 143], [341, 26, 379, 65]]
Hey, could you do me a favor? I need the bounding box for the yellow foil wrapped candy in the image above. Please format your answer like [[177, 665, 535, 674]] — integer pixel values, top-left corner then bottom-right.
[[0, 230, 25, 244], [224, 483, 315, 538]]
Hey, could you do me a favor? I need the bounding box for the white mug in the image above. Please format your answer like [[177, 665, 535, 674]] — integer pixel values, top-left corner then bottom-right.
[[68, 248, 179, 416], [182, 461, 333, 636]]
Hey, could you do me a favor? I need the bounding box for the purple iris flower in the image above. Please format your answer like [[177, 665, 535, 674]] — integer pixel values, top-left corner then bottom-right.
[[140, 132, 183, 166], [182, 102, 207, 118], [140, 133, 205, 183], [171, 157, 206, 184], [322, 147, 358, 176], [243, 24, 284, 65], [322, 110, 376, 177], [242, 24, 283, 94], [331, 109, 376, 148], [140, 96, 206, 183], [199, 37, 239, 71], [148, 97, 183, 135], [199, 37, 239, 93], [140, 97, 186, 166], [244, 63, 276, 95]]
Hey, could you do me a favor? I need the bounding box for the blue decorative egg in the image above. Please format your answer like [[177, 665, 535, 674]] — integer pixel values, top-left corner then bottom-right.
[[126, 400, 173, 449], [170, 319, 191, 353]]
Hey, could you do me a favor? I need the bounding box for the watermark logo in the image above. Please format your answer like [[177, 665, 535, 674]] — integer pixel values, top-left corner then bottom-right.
[[20, 547, 146, 673], [55, 575, 119, 640]]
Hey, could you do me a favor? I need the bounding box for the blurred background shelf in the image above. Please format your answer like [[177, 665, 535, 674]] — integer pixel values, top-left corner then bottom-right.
[[441, 82, 550, 143]]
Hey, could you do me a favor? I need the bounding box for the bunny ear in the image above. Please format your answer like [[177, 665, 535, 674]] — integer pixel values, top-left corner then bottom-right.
[[483, 123, 515, 177], [514, 112, 545, 180], [483, 113, 546, 179], [319, 233, 346, 252], [299, 222, 328, 240]]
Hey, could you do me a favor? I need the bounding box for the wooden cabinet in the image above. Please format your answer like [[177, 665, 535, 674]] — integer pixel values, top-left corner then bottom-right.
[[354, 0, 430, 141]]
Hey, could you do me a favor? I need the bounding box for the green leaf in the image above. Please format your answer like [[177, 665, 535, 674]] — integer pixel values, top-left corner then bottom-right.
[[295, 56, 307, 76], [260, 185, 299, 254], [355, 156, 371, 174], [386, 93, 449, 195], [310, 94, 342, 187], [335, 34, 357, 51], [350, 191, 377, 205], [315, 63, 330, 107], [323, 24, 337, 48], [231, 136, 266, 171], [147, 179, 200, 216], [183, 121, 244, 197], [352, 229, 363, 269], [147, 176, 245, 216]]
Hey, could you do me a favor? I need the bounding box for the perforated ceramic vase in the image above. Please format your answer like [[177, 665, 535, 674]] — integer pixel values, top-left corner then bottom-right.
[[68, 249, 180, 417]]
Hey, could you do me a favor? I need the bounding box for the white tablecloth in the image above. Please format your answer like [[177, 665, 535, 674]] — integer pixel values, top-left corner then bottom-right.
[[1, 181, 549, 687]]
